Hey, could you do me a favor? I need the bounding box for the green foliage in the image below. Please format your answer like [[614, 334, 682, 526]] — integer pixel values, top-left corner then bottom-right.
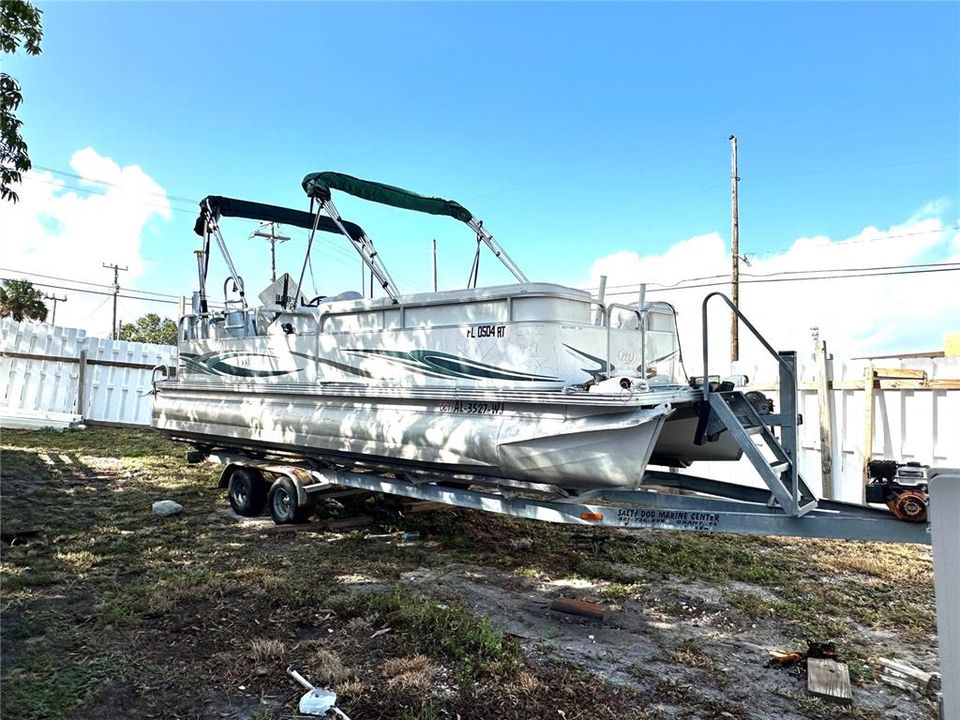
[[0, 277, 47, 321], [1, 0, 43, 203], [117, 312, 178, 345]]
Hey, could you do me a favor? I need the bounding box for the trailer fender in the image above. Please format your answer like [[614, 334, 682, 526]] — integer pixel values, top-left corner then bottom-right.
[[218, 463, 241, 489]]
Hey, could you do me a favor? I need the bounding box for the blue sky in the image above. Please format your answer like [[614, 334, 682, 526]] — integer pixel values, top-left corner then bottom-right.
[[3, 2, 958, 351]]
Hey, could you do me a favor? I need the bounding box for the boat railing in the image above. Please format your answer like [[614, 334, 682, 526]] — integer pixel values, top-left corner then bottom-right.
[[604, 303, 646, 378]]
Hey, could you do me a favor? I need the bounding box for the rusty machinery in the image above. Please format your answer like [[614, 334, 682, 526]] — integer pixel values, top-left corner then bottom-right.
[[866, 460, 935, 523]]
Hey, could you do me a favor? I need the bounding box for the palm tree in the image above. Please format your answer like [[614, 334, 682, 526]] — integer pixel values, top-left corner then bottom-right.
[[0, 279, 47, 322]]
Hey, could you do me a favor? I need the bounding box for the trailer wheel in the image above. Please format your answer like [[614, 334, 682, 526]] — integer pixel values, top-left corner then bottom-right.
[[268, 477, 315, 524], [227, 467, 268, 517]]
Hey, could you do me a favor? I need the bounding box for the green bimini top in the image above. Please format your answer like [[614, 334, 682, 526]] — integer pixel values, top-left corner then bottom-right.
[[302, 171, 474, 224]]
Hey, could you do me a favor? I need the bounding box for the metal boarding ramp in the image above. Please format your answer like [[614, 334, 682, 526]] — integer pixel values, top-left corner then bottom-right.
[[694, 291, 818, 519]]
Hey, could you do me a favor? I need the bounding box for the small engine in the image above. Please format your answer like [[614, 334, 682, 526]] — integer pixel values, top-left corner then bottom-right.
[[865, 460, 930, 523]]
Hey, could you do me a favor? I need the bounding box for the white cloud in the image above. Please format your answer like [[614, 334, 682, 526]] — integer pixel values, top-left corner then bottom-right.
[[0, 148, 172, 335], [587, 202, 959, 376]]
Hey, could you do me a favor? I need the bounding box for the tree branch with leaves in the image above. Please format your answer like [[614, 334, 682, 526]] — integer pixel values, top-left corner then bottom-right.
[[0, 278, 47, 321], [118, 313, 178, 345], [1, 0, 43, 203]]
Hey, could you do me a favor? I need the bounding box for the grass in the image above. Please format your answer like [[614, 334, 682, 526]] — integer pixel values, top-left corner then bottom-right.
[[0, 427, 939, 720], [2, 655, 122, 720], [330, 584, 523, 675]]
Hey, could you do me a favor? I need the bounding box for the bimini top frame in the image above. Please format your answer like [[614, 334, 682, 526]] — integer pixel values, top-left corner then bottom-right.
[[192, 173, 529, 312], [193, 195, 367, 314], [302, 171, 529, 300]]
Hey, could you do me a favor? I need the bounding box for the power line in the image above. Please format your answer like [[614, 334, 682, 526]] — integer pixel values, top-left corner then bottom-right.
[[591, 226, 960, 293], [0, 267, 182, 299], [744, 260, 959, 280], [603, 264, 960, 297], [462, 134, 727, 202], [744, 156, 960, 182], [0, 277, 180, 305], [25, 176, 197, 216], [748, 224, 960, 258], [601, 259, 960, 293], [31, 164, 201, 206]]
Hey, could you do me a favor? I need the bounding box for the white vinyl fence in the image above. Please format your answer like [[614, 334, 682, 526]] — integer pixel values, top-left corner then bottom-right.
[[690, 348, 960, 503], [0, 318, 176, 428]]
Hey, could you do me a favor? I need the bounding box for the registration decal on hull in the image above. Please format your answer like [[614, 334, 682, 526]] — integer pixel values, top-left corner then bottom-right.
[[466, 324, 506, 339], [437, 400, 505, 415]]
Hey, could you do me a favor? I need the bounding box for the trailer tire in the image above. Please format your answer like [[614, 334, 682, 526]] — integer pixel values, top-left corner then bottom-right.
[[227, 467, 268, 517], [268, 477, 315, 524]]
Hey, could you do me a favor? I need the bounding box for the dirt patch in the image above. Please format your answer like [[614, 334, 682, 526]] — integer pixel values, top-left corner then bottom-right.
[[400, 563, 938, 719]]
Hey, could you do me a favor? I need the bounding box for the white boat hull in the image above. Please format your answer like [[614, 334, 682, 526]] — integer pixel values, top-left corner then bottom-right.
[[155, 384, 671, 490]]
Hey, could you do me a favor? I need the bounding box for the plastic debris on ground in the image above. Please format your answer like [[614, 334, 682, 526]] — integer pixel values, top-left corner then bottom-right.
[[287, 666, 353, 719]]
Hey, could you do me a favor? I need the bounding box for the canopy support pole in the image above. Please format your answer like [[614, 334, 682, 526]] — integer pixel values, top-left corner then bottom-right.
[[295, 206, 324, 306], [319, 199, 400, 301], [467, 236, 482, 289], [466, 218, 528, 284], [203, 200, 247, 310]]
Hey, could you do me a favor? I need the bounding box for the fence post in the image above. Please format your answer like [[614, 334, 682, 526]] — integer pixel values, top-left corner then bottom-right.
[[76, 349, 88, 419], [815, 340, 835, 499], [930, 472, 960, 720], [861, 367, 876, 501]]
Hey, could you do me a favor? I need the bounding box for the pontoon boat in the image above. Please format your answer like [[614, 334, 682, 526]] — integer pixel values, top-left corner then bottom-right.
[[153, 173, 745, 491]]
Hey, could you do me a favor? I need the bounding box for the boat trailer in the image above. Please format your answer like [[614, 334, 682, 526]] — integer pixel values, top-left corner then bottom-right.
[[202, 451, 932, 544]]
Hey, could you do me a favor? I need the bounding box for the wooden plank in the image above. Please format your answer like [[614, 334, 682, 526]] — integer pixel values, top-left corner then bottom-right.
[[892, 379, 960, 390], [862, 368, 876, 501], [815, 340, 835, 499], [323, 515, 374, 530], [265, 520, 329, 534], [807, 658, 852, 705], [873, 367, 926, 379], [0, 351, 80, 364], [873, 368, 927, 380], [876, 657, 935, 691], [0, 350, 165, 371], [76, 349, 88, 419], [550, 597, 610, 621]]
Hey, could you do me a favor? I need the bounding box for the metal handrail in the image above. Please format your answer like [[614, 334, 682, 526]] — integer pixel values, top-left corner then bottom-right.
[[700, 291, 796, 403], [701, 291, 805, 514]]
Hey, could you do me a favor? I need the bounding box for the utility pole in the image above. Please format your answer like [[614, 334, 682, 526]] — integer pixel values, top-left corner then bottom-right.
[[44, 293, 67, 325], [252, 222, 290, 283], [432, 238, 438, 292], [102, 262, 128, 340], [730, 134, 740, 364]]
